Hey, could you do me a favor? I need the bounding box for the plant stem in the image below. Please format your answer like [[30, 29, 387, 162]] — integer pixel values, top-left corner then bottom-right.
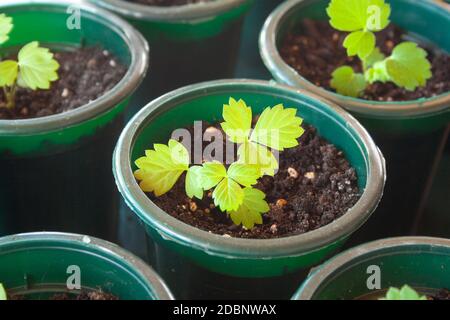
[[3, 84, 16, 109]]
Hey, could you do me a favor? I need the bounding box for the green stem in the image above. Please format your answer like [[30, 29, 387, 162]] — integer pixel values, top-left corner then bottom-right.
[[3, 84, 16, 109]]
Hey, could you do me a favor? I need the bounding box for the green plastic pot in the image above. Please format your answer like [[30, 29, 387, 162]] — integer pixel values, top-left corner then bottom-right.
[[0, 232, 173, 300], [90, 0, 253, 105], [293, 236, 450, 300], [260, 0, 450, 242], [0, 0, 148, 240], [113, 79, 386, 299]]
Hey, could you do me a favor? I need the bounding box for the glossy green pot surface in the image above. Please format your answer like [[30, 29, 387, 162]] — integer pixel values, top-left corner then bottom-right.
[[293, 237, 450, 300], [113, 79, 385, 298], [0, 232, 173, 300], [0, 0, 148, 240]]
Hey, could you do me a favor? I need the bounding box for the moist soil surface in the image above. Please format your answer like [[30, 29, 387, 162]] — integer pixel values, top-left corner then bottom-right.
[[432, 288, 450, 300], [0, 46, 126, 120], [150, 123, 361, 239], [126, 0, 209, 6], [280, 20, 450, 102]]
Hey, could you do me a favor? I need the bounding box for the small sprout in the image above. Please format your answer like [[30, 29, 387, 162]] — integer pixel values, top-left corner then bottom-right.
[[276, 199, 288, 208], [0, 15, 60, 109], [221, 98, 304, 176], [327, 0, 432, 97], [380, 285, 427, 300], [135, 98, 305, 229], [0, 283, 7, 300]]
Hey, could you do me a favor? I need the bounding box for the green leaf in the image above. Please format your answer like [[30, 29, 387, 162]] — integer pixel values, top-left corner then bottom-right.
[[327, 0, 391, 32], [0, 283, 6, 300], [134, 139, 189, 196], [227, 162, 261, 187], [220, 97, 252, 144], [200, 161, 227, 190], [381, 285, 427, 300], [250, 104, 304, 151], [238, 141, 279, 176], [0, 14, 13, 45], [213, 177, 244, 212], [0, 60, 18, 87], [331, 66, 367, 97], [365, 60, 390, 83], [384, 42, 432, 91], [229, 188, 269, 229], [17, 41, 60, 90], [343, 30, 376, 59], [185, 166, 204, 199], [363, 47, 386, 69]]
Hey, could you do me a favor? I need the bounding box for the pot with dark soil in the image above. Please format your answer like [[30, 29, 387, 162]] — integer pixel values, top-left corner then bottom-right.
[[90, 0, 253, 111], [0, 232, 173, 300], [0, 0, 148, 240], [260, 0, 450, 243], [113, 79, 385, 299], [293, 236, 450, 300]]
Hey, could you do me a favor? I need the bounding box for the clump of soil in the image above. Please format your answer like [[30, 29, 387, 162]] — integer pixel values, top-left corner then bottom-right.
[[149, 123, 361, 239], [280, 19, 450, 102], [431, 288, 450, 300], [0, 46, 127, 120], [126, 0, 209, 6]]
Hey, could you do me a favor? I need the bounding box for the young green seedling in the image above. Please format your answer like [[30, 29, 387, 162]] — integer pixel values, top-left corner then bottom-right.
[[380, 285, 427, 300], [0, 283, 7, 300], [134, 98, 304, 229], [327, 0, 432, 97], [0, 14, 60, 109]]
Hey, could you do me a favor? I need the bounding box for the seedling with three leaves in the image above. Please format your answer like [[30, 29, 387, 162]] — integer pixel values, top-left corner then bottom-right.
[[134, 98, 304, 230], [327, 0, 432, 98], [0, 14, 59, 109]]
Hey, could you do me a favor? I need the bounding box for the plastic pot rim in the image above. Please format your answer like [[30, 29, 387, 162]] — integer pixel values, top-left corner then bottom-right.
[[0, 231, 174, 300], [91, 0, 251, 22], [293, 236, 450, 300], [0, 0, 149, 136], [259, 0, 450, 119], [113, 79, 386, 260]]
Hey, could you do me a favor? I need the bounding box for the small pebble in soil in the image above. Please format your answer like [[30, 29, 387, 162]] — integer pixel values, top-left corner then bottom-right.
[[279, 20, 450, 102]]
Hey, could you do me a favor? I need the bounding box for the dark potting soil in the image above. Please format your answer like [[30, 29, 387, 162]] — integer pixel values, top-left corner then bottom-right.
[[150, 123, 361, 239], [280, 20, 450, 102], [0, 46, 127, 120], [8, 290, 117, 300], [431, 288, 450, 300], [125, 0, 209, 6]]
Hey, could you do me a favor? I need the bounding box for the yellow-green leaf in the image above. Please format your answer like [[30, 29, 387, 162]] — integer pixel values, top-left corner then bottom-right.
[[331, 66, 367, 98], [0, 283, 6, 300], [250, 104, 304, 151], [365, 60, 390, 84], [385, 42, 432, 91], [17, 41, 60, 90], [343, 30, 376, 59], [381, 285, 427, 301], [327, 0, 391, 32], [229, 188, 269, 229], [0, 60, 18, 87], [363, 47, 386, 69], [200, 161, 227, 190], [238, 141, 279, 176], [134, 139, 189, 196], [227, 162, 261, 187], [220, 97, 252, 143], [0, 14, 13, 45], [212, 177, 244, 212], [185, 166, 204, 199]]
